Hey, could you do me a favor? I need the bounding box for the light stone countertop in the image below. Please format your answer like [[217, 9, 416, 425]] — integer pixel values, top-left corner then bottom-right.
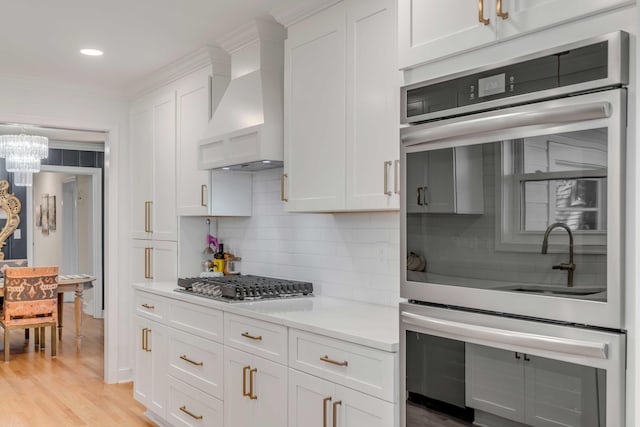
[[133, 281, 400, 352]]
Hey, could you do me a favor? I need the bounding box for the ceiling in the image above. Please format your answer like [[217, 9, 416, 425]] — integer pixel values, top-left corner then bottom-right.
[[0, 0, 304, 93]]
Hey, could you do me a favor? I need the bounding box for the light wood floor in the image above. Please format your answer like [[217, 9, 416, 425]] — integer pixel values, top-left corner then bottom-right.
[[0, 303, 155, 427]]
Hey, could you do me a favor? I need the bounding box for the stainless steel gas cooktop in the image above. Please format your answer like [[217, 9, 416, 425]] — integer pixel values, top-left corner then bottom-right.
[[175, 274, 313, 302]]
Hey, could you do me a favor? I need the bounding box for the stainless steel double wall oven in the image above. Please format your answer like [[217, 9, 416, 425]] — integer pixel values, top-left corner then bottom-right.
[[400, 32, 628, 427]]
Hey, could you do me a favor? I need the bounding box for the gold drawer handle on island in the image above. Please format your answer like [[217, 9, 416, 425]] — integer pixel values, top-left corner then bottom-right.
[[179, 406, 203, 420], [141, 303, 155, 310], [497, 0, 509, 19], [320, 355, 348, 367], [478, 0, 490, 25], [332, 400, 342, 427], [241, 332, 263, 341], [180, 354, 203, 366], [323, 397, 332, 427]]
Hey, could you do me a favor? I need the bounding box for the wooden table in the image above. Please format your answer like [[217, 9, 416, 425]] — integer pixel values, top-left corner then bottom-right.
[[0, 275, 95, 351]]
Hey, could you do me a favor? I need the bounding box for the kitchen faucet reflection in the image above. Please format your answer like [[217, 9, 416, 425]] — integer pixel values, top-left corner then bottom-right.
[[541, 222, 576, 287]]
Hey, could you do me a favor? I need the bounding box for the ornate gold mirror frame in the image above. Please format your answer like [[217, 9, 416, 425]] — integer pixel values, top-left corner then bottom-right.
[[0, 180, 21, 260]]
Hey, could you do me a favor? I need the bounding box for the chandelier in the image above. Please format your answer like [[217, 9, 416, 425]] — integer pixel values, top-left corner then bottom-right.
[[0, 133, 49, 187]]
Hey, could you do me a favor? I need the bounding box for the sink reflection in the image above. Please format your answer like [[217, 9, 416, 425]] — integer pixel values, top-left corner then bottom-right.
[[507, 286, 606, 296]]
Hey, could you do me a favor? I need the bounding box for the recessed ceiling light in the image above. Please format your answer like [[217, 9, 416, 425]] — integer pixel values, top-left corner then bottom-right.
[[80, 48, 103, 56], [222, 167, 230, 170], [262, 160, 271, 164]]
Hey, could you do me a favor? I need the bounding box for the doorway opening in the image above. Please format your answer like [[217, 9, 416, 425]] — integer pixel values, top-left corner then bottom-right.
[[27, 166, 103, 318]]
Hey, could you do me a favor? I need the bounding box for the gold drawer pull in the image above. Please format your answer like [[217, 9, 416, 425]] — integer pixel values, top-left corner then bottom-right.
[[180, 355, 203, 366], [241, 332, 263, 341], [249, 368, 258, 400], [141, 304, 155, 310], [243, 365, 251, 397], [497, 0, 509, 19], [478, 0, 490, 25], [179, 406, 203, 420], [145, 329, 152, 352], [332, 400, 342, 427], [320, 355, 348, 367], [323, 396, 332, 427]]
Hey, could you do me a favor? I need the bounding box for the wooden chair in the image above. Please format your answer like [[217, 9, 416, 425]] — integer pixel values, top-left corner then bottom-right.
[[1, 266, 58, 362]]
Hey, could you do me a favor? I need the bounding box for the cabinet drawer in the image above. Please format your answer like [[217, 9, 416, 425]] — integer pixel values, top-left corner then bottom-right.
[[167, 376, 223, 427], [289, 329, 397, 402], [224, 313, 288, 364], [134, 291, 168, 322], [168, 328, 224, 399], [169, 299, 223, 343]]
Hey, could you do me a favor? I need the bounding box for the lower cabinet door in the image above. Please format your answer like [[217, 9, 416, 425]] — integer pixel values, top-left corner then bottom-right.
[[289, 368, 396, 427], [167, 376, 223, 427], [224, 346, 288, 427], [289, 369, 335, 427], [134, 316, 167, 418], [335, 385, 396, 427]]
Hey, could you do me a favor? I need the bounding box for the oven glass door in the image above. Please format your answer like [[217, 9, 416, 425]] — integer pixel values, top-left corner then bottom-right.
[[401, 304, 626, 427], [400, 89, 625, 329]]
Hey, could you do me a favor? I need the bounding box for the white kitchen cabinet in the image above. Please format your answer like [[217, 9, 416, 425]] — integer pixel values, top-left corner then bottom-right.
[[131, 239, 177, 284], [284, 1, 346, 212], [398, 0, 634, 69], [224, 346, 287, 427], [289, 369, 396, 427], [466, 343, 604, 426], [345, 0, 399, 210], [130, 88, 177, 240], [406, 146, 484, 214], [134, 315, 168, 419], [176, 67, 211, 217], [284, 0, 399, 212]]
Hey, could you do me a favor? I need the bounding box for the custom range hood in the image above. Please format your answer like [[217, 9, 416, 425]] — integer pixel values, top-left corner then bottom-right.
[[199, 19, 285, 171]]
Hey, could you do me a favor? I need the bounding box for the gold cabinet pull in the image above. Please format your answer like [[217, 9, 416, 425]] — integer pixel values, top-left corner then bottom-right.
[[332, 400, 342, 427], [383, 161, 392, 195], [144, 247, 153, 279], [141, 328, 148, 350], [394, 160, 400, 194], [201, 184, 207, 207], [179, 406, 203, 420], [144, 201, 153, 233], [320, 355, 348, 367], [497, 0, 509, 19], [281, 173, 288, 202], [478, 0, 490, 25], [141, 304, 155, 310], [241, 332, 263, 341], [145, 329, 151, 352], [242, 365, 251, 397], [180, 355, 203, 366], [323, 397, 332, 427], [249, 367, 258, 400]]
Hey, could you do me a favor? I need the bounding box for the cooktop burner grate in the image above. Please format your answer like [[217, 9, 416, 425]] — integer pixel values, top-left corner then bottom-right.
[[176, 275, 313, 302]]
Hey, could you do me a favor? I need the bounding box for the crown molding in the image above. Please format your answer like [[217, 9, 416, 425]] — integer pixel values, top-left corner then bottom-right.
[[271, 0, 341, 27], [217, 18, 286, 54], [125, 46, 219, 99]]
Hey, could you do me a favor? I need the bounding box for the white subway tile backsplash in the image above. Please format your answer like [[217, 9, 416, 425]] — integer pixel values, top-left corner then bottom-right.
[[216, 168, 401, 307]]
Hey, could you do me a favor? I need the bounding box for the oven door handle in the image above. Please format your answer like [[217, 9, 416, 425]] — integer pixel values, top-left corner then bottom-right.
[[401, 311, 609, 360], [401, 101, 611, 146]]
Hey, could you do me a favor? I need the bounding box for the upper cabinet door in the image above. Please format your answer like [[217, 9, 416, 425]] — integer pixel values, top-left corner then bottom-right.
[[398, 0, 497, 69], [498, 0, 635, 39], [176, 67, 211, 216], [130, 104, 154, 239], [345, 0, 400, 211], [284, 1, 347, 212], [151, 90, 177, 241]]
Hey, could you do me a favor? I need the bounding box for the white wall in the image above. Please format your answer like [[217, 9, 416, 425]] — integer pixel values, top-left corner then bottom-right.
[[0, 76, 129, 383], [210, 168, 400, 306]]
